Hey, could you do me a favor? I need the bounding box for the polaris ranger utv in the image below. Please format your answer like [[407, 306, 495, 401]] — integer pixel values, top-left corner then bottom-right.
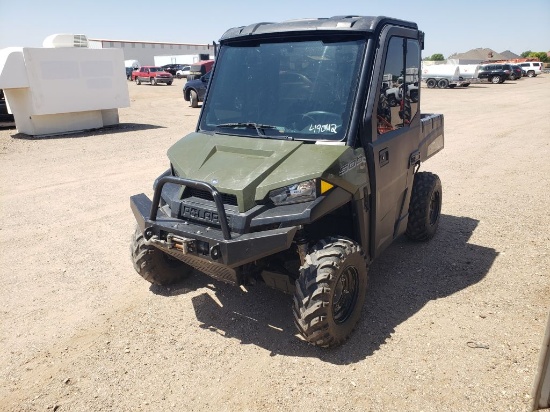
[[130, 15, 444, 348]]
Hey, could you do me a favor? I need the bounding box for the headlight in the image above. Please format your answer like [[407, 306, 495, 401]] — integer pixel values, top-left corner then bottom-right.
[[268, 179, 317, 206]]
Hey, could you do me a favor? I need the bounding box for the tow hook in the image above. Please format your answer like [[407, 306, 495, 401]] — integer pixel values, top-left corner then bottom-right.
[[145, 233, 196, 254]]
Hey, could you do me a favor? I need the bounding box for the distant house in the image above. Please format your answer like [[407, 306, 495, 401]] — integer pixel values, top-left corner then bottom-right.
[[500, 50, 520, 60], [447, 48, 509, 65]]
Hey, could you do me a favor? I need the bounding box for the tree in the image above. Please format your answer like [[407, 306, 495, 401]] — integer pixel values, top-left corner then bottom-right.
[[428, 53, 445, 61], [520, 50, 548, 62], [528, 52, 548, 63], [520, 50, 532, 58]]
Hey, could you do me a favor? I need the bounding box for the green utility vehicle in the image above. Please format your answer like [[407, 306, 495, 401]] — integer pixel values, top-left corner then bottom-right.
[[130, 15, 445, 348]]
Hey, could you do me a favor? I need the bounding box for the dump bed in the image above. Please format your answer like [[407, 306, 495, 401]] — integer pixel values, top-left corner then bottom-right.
[[419, 113, 444, 162]]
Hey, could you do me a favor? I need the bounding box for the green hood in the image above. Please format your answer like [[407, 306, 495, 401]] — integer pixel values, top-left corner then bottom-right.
[[167, 132, 354, 212]]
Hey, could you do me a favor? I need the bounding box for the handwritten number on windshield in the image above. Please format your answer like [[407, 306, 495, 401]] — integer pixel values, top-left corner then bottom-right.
[[309, 124, 337, 134]]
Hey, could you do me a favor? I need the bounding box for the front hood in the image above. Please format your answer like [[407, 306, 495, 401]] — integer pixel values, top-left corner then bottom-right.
[[167, 133, 352, 212]]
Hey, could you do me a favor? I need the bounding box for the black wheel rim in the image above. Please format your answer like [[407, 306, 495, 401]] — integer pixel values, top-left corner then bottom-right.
[[429, 189, 441, 225], [332, 266, 359, 324]]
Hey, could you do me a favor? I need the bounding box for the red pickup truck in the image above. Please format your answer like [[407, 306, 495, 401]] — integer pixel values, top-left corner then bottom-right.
[[132, 66, 173, 85]]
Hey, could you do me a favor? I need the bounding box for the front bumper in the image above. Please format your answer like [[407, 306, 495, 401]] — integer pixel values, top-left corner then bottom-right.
[[131, 176, 298, 271]]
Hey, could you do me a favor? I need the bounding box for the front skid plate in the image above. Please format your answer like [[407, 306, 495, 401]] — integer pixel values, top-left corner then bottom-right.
[[162, 246, 240, 285]]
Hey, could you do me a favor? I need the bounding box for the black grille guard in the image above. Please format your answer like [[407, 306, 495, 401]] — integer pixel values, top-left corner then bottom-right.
[[151, 176, 232, 240], [132, 176, 299, 268]]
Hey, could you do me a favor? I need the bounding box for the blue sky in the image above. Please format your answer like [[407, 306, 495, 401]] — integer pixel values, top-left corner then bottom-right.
[[1, 0, 548, 58]]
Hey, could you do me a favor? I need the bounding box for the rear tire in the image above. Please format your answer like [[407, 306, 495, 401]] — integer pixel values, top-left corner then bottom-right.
[[437, 79, 449, 88], [426, 78, 437, 88], [190, 90, 199, 108], [151, 78, 156, 85], [405, 172, 442, 241], [293, 237, 368, 348], [527, 70, 535, 78], [491, 76, 501, 84], [130, 225, 193, 285]]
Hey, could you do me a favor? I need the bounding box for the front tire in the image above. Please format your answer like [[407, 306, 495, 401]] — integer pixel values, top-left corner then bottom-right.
[[135, 77, 141, 85], [151, 77, 156, 85], [189, 90, 199, 108], [130, 225, 193, 285], [405, 172, 442, 241], [293, 237, 368, 348], [491, 76, 501, 84]]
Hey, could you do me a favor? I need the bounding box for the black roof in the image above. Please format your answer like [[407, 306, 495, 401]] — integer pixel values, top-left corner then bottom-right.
[[220, 16, 417, 42]]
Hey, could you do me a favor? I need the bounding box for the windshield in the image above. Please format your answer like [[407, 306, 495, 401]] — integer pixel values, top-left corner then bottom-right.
[[199, 37, 366, 142]]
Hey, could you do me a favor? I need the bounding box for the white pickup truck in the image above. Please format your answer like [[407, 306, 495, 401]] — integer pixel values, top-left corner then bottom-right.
[[385, 84, 419, 106]]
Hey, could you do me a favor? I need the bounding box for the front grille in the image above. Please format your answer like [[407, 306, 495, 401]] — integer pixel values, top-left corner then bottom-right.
[[184, 187, 238, 206]]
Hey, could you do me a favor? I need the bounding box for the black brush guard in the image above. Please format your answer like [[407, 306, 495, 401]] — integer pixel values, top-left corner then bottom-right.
[[131, 176, 297, 280]]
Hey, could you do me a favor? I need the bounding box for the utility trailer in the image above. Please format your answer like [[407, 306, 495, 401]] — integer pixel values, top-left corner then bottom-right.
[[422, 64, 473, 88], [130, 15, 445, 348]]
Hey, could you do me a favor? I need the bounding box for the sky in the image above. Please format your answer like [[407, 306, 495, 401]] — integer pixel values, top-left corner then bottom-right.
[[0, 0, 549, 58]]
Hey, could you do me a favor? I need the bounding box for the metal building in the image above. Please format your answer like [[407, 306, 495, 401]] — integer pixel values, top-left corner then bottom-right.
[[88, 38, 214, 66]]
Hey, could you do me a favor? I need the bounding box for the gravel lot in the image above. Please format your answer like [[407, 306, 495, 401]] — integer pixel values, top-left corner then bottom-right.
[[1, 75, 549, 412]]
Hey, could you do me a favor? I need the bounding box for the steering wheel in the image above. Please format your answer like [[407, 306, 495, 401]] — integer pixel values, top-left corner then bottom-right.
[[301, 111, 341, 125]]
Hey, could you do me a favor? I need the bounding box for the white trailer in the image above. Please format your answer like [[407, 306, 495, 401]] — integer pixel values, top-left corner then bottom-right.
[[421, 64, 471, 88], [458, 64, 481, 79], [154, 54, 214, 66], [124, 59, 140, 69]]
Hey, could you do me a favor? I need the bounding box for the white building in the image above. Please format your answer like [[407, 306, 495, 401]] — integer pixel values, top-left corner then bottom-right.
[[88, 38, 215, 66]]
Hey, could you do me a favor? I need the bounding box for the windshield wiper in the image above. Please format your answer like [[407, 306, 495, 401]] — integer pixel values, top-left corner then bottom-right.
[[216, 123, 293, 140]]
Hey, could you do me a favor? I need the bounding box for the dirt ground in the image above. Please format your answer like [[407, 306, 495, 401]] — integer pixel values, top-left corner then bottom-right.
[[1, 74, 549, 412]]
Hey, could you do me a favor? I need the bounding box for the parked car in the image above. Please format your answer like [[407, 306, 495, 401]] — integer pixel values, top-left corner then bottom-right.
[[477, 63, 512, 84], [175, 65, 191, 79], [509, 65, 523, 80], [183, 70, 211, 107], [132, 66, 173, 85], [161, 64, 187, 76], [517, 61, 542, 77], [186, 60, 215, 81]]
